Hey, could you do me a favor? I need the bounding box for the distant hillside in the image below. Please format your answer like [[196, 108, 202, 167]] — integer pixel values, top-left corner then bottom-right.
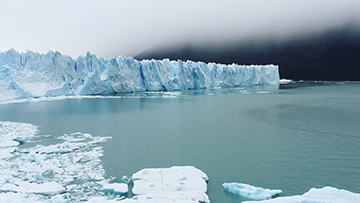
[[136, 23, 360, 81]]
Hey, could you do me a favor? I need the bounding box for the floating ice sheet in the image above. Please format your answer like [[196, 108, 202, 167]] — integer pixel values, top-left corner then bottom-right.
[[0, 121, 39, 148], [223, 182, 282, 200], [102, 183, 128, 195], [243, 186, 360, 203], [130, 166, 210, 203], [1, 182, 65, 195]]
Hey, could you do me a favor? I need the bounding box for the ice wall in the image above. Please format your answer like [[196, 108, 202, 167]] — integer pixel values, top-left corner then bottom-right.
[[0, 49, 279, 102]]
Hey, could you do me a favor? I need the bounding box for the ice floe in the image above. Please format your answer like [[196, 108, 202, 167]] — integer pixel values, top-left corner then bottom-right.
[[222, 182, 282, 200], [0, 121, 39, 148], [102, 183, 128, 195], [0, 121, 39, 160], [0, 121, 211, 202], [0, 121, 116, 202], [243, 186, 360, 203], [1, 182, 65, 195], [129, 166, 210, 203]]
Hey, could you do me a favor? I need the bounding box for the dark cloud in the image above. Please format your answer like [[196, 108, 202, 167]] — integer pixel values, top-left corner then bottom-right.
[[136, 22, 360, 81]]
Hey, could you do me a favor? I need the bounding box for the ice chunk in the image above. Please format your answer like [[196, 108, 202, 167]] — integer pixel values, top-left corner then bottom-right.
[[102, 183, 128, 194], [0, 121, 114, 202], [121, 175, 131, 183], [0, 147, 16, 159], [131, 166, 210, 203], [223, 182, 282, 200], [0, 49, 279, 103], [30, 141, 86, 154], [0, 121, 39, 160], [243, 186, 360, 203], [279, 79, 294, 84], [0, 121, 39, 147], [132, 166, 208, 194], [1, 182, 65, 195], [122, 191, 209, 203], [86, 196, 119, 203], [0, 192, 42, 203]]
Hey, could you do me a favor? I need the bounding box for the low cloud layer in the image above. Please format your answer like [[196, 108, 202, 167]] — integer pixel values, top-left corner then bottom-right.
[[1, 0, 359, 58]]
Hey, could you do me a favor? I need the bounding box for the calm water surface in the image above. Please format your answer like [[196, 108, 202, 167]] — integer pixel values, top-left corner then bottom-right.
[[0, 82, 359, 202]]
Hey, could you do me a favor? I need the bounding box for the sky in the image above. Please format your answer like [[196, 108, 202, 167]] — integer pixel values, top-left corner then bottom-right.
[[1, 0, 359, 58]]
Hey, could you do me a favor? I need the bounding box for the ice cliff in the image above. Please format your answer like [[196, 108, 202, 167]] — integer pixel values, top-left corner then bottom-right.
[[0, 49, 279, 102]]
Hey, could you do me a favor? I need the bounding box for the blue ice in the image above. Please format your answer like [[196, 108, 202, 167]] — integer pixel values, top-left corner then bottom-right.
[[0, 49, 279, 103], [223, 182, 282, 200]]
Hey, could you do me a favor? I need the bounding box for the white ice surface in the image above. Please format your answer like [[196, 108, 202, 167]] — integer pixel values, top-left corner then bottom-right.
[[0, 121, 38, 160], [121, 191, 209, 203], [279, 79, 294, 84], [0, 121, 39, 148], [1, 182, 65, 195], [0, 192, 42, 203], [243, 186, 360, 203], [223, 182, 282, 200], [130, 166, 210, 203], [0, 49, 279, 103]]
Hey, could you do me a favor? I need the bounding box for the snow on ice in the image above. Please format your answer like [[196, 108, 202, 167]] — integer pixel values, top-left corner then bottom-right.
[[243, 186, 360, 203], [130, 166, 210, 203]]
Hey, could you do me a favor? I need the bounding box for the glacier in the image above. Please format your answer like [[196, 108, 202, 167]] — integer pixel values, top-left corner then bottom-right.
[[0, 49, 279, 103]]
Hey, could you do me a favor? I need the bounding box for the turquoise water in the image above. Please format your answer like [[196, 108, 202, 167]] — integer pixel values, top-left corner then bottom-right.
[[0, 82, 359, 202]]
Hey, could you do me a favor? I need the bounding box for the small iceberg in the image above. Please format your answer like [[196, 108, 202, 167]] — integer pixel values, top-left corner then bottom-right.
[[242, 186, 360, 203], [102, 183, 128, 195], [279, 79, 294, 84], [222, 182, 282, 200]]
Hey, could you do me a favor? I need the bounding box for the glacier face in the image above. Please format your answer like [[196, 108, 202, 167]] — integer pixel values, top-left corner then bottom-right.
[[0, 49, 279, 102]]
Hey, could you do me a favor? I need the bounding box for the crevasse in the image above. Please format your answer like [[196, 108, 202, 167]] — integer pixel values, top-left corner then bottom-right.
[[0, 49, 279, 102]]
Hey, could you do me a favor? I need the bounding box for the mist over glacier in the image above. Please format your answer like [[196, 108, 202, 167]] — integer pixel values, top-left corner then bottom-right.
[[136, 22, 360, 81], [0, 49, 279, 103]]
